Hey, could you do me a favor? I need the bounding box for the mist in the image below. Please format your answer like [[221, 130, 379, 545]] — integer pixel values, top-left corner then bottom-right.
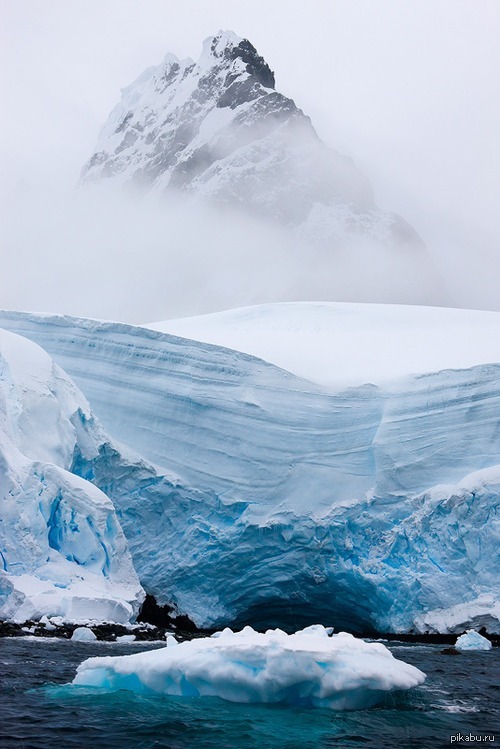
[[1, 1, 499, 320], [1, 181, 446, 323]]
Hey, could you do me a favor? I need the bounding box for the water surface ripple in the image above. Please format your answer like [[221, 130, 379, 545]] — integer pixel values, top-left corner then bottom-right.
[[0, 638, 498, 748]]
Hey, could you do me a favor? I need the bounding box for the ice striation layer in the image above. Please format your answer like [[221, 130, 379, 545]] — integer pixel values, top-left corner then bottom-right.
[[1, 308, 498, 634], [72, 625, 426, 709], [0, 328, 145, 623], [81, 31, 425, 253], [147, 302, 500, 391]]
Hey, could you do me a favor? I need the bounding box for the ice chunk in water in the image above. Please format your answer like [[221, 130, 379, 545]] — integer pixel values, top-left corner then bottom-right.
[[73, 625, 425, 710]]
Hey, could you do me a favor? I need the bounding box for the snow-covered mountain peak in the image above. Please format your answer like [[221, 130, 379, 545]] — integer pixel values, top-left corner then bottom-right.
[[198, 30, 275, 90], [162, 51, 182, 66], [199, 30, 243, 64], [203, 29, 243, 56], [81, 31, 432, 258]]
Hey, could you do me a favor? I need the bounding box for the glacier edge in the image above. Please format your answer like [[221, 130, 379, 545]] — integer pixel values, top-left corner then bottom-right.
[[0, 310, 498, 633]]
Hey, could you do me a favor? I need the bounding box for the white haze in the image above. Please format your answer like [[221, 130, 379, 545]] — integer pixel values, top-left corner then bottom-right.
[[0, 186, 443, 323], [1, 1, 499, 319]]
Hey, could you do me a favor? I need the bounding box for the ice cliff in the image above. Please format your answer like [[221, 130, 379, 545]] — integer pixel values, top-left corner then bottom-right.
[[0, 328, 147, 622], [1, 308, 498, 634]]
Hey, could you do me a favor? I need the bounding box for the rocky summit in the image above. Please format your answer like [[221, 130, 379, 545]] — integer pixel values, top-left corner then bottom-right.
[[81, 30, 421, 250]]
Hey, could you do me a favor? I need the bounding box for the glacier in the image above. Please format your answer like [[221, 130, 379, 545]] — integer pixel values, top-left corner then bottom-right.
[[147, 301, 500, 390], [0, 306, 499, 634], [72, 625, 426, 709], [0, 327, 144, 623]]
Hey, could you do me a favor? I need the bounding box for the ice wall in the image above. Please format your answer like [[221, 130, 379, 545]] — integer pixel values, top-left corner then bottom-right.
[[0, 311, 498, 632], [0, 328, 144, 622]]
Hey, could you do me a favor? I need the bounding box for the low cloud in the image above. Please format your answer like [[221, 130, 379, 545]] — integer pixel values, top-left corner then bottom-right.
[[1, 182, 449, 323]]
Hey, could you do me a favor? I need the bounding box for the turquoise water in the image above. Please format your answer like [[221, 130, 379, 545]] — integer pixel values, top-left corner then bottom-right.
[[1, 638, 498, 748]]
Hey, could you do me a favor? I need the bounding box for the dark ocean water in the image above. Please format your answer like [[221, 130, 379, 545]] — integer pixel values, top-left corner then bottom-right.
[[0, 637, 498, 749]]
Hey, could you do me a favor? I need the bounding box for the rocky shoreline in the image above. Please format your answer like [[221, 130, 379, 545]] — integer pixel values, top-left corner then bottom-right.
[[0, 620, 211, 642], [1, 619, 498, 646]]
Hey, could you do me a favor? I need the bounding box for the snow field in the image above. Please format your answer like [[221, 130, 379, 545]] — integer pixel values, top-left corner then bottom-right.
[[147, 301, 500, 389]]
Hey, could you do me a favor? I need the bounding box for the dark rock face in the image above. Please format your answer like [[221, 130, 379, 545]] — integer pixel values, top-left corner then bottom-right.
[[229, 39, 275, 89], [0, 619, 203, 642], [137, 594, 201, 633]]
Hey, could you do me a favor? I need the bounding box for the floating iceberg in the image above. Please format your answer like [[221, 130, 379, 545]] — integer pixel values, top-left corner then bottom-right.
[[455, 630, 493, 651], [73, 625, 426, 710], [71, 627, 97, 642], [116, 634, 136, 643]]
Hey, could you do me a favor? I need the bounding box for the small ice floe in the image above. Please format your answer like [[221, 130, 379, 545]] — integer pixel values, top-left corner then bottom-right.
[[40, 615, 56, 631], [116, 634, 136, 643], [71, 627, 97, 642], [72, 624, 425, 709], [455, 630, 492, 651]]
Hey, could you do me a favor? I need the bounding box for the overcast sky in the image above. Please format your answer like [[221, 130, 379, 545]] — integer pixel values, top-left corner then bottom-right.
[[1, 0, 499, 315]]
